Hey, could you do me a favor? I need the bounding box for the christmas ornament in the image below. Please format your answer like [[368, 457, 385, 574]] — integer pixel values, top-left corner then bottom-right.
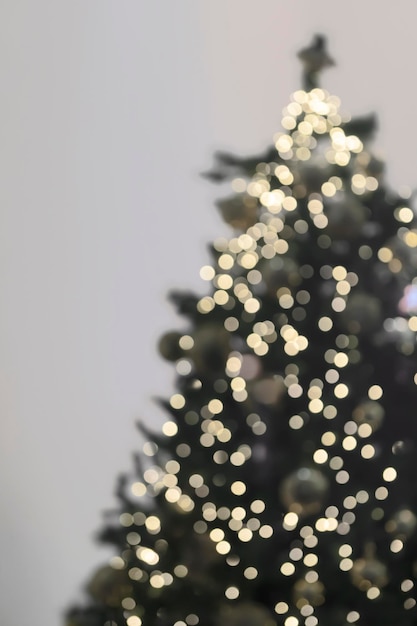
[[86, 565, 132, 607], [261, 257, 300, 297], [280, 467, 329, 515], [216, 194, 258, 230], [341, 292, 382, 333], [249, 375, 286, 406], [386, 509, 417, 538], [191, 325, 231, 373], [216, 602, 276, 626], [352, 400, 384, 431], [239, 353, 262, 380], [158, 331, 184, 361], [350, 551, 388, 591], [293, 579, 325, 607], [324, 192, 366, 239], [296, 156, 333, 194], [392, 439, 413, 456], [184, 532, 222, 582]]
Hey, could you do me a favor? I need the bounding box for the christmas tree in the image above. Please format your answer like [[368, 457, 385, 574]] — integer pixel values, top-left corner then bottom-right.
[[66, 36, 417, 626]]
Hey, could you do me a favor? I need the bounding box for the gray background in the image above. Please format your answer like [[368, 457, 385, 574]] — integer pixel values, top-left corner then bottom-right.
[[1, 2, 417, 625]]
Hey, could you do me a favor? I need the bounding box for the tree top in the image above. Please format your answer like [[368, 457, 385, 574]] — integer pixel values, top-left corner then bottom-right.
[[297, 34, 335, 90]]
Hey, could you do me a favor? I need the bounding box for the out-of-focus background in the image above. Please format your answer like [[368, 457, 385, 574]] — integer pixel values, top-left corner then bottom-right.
[[1, 2, 417, 624]]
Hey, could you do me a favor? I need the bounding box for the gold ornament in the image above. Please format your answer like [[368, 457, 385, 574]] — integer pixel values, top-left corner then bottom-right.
[[280, 467, 329, 515], [216, 194, 258, 230], [158, 331, 184, 361], [86, 564, 132, 607], [184, 532, 222, 586], [351, 550, 388, 591], [324, 192, 366, 239], [352, 400, 384, 431], [297, 157, 333, 194], [191, 325, 231, 374], [261, 257, 300, 297], [293, 578, 325, 607], [386, 509, 417, 538], [248, 376, 286, 406], [341, 293, 382, 333]]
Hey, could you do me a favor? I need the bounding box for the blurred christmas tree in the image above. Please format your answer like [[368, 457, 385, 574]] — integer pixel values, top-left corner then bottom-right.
[[66, 37, 417, 626]]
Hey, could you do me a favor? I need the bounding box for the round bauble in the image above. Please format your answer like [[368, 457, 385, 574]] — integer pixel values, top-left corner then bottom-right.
[[87, 565, 132, 607], [280, 467, 329, 515], [249, 376, 286, 406], [392, 439, 414, 456], [296, 159, 333, 194], [261, 257, 300, 297], [216, 194, 258, 230], [341, 292, 382, 333], [191, 325, 231, 373], [158, 331, 184, 361], [323, 191, 366, 239], [293, 579, 325, 607], [185, 532, 221, 577], [386, 509, 417, 538], [350, 555, 388, 591], [239, 353, 262, 380], [216, 602, 276, 626], [388, 237, 417, 270], [352, 400, 384, 432], [182, 532, 223, 592]]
